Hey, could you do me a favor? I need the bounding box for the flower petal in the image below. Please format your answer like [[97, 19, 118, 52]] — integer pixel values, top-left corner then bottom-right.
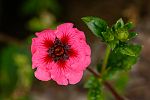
[[67, 41, 91, 70], [34, 29, 56, 51], [74, 28, 86, 40], [66, 70, 83, 84], [35, 29, 55, 38], [56, 23, 73, 33], [35, 67, 51, 81], [55, 23, 86, 44], [32, 50, 52, 69], [50, 64, 68, 85], [31, 38, 37, 55]]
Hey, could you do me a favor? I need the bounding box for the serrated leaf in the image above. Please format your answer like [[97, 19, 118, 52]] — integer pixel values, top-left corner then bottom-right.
[[106, 55, 135, 79], [115, 44, 141, 56], [124, 22, 134, 30], [115, 45, 135, 56], [82, 16, 108, 38], [105, 45, 141, 79], [85, 76, 104, 100]]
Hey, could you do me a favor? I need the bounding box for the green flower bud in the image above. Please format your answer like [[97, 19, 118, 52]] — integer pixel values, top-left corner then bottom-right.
[[116, 28, 129, 42], [102, 31, 114, 42]]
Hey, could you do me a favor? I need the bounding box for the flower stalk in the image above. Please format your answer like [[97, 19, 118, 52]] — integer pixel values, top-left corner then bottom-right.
[[101, 45, 111, 75]]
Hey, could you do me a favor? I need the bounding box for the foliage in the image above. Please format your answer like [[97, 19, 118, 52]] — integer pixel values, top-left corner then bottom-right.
[[82, 17, 107, 38], [85, 76, 104, 100], [82, 17, 138, 50], [82, 16, 141, 100]]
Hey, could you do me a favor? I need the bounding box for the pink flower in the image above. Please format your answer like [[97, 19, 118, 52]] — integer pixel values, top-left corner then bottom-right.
[[31, 23, 91, 85]]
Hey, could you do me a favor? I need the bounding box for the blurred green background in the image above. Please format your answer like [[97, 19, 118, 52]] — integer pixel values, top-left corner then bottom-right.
[[0, 0, 150, 100]]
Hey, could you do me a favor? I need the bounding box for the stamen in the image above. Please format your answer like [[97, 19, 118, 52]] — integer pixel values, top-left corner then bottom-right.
[[48, 37, 71, 62]]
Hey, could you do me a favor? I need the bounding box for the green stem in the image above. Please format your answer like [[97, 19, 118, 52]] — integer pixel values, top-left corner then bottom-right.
[[101, 45, 111, 75]]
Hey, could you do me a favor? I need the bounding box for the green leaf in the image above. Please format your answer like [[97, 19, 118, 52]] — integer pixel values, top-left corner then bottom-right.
[[101, 28, 114, 42], [105, 46, 141, 78], [115, 44, 141, 56], [114, 18, 124, 29], [101, 28, 121, 50], [128, 32, 137, 39], [124, 22, 134, 30], [85, 76, 104, 100], [82, 16, 108, 38]]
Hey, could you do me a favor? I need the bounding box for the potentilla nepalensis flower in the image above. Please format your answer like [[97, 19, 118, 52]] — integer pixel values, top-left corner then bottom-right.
[[31, 23, 91, 85]]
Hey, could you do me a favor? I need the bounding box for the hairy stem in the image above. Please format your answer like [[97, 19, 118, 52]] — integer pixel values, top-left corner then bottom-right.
[[101, 46, 111, 75], [87, 67, 126, 100]]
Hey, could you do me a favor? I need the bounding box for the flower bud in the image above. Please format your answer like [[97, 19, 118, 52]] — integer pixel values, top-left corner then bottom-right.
[[116, 28, 129, 42]]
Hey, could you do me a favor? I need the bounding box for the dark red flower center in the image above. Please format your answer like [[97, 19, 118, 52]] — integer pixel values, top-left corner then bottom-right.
[[54, 46, 64, 56], [48, 37, 71, 62]]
